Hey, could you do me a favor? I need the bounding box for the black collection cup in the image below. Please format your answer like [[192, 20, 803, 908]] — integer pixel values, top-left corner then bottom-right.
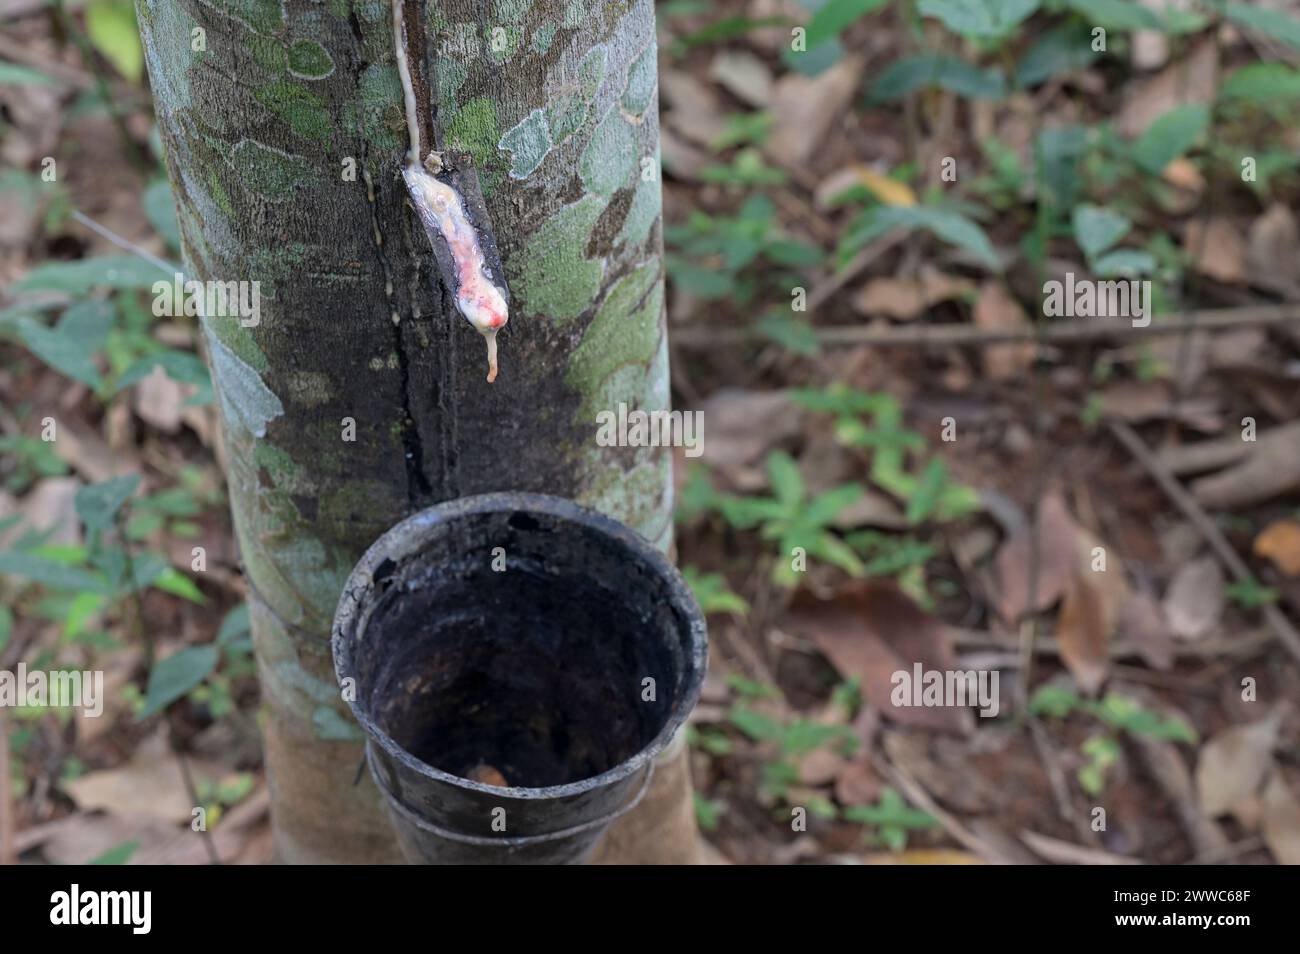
[[331, 492, 708, 864]]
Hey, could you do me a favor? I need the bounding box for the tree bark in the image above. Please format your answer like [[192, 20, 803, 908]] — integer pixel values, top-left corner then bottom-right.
[[137, 0, 694, 863]]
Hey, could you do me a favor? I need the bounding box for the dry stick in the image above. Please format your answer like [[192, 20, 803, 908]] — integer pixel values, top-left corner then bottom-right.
[[804, 230, 909, 316], [1107, 419, 1300, 665], [1027, 716, 1098, 845], [671, 304, 1300, 348], [871, 752, 1019, 864]]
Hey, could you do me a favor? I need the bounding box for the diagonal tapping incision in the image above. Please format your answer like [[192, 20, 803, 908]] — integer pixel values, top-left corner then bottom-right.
[[391, 0, 510, 384]]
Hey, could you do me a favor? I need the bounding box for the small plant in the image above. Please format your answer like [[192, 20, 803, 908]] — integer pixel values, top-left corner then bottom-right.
[[665, 195, 822, 305], [1031, 686, 1196, 794], [682, 567, 750, 617], [715, 451, 865, 586], [694, 793, 726, 831], [791, 384, 980, 523], [1224, 577, 1279, 610], [843, 787, 940, 851]]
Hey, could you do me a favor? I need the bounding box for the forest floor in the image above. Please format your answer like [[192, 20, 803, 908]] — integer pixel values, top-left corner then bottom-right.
[[2, 1, 1300, 865]]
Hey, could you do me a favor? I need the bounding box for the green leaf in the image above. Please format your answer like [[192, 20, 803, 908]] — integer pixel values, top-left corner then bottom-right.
[[217, 603, 252, 647], [142, 179, 181, 251], [694, 794, 725, 831], [0, 61, 58, 87], [1131, 103, 1210, 175], [0, 605, 12, 654], [1015, 24, 1100, 88], [872, 54, 1006, 101], [15, 301, 113, 388], [919, 0, 1039, 38], [1064, 0, 1162, 31], [729, 703, 784, 742], [0, 550, 109, 593], [1220, 64, 1300, 103], [1028, 684, 1081, 718], [803, 483, 864, 526], [780, 719, 849, 757], [152, 567, 207, 604], [905, 458, 949, 525], [1092, 248, 1156, 278], [15, 255, 165, 294], [682, 567, 750, 616], [1225, 3, 1300, 54], [756, 314, 820, 356], [1072, 204, 1131, 259], [75, 474, 141, 534], [115, 350, 213, 405], [766, 451, 805, 506], [139, 645, 219, 718], [89, 840, 139, 865], [805, 531, 866, 576], [676, 14, 787, 49], [666, 257, 734, 299], [804, 0, 887, 45], [849, 205, 1000, 270], [85, 0, 144, 83]]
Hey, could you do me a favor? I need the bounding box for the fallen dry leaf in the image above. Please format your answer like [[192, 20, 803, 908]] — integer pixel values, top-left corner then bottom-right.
[[10, 476, 81, 547], [854, 269, 972, 321], [972, 282, 1034, 381], [854, 166, 917, 208], [62, 730, 214, 825], [1162, 555, 1224, 640], [798, 748, 848, 786], [833, 758, 881, 806], [994, 493, 1084, 621], [1254, 519, 1300, 577], [1194, 711, 1281, 818], [1056, 572, 1113, 695], [696, 388, 804, 492], [15, 811, 177, 865], [1247, 203, 1300, 297], [1185, 218, 1247, 284], [883, 732, 996, 814], [1261, 773, 1300, 865], [1118, 37, 1218, 138], [659, 69, 728, 147], [708, 50, 772, 108], [134, 365, 185, 433], [1161, 158, 1203, 193], [787, 581, 969, 732], [767, 57, 863, 166], [1118, 592, 1174, 671], [862, 849, 984, 864]]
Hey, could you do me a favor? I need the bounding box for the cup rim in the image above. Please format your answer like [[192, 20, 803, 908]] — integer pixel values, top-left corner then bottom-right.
[[331, 491, 708, 801]]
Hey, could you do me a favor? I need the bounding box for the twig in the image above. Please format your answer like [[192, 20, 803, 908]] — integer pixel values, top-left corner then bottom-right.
[[71, 210, 180, 276], [1020, 829, 1144, 865], [1107, 419, 1300, 666], [172, 740, 222, 865], [805, 230, 909, 315], [871, 751, 1021, 864], [673, 304, 1300, 349], [950, 626, 1273, 660], [1028, 716, 1097, 845]]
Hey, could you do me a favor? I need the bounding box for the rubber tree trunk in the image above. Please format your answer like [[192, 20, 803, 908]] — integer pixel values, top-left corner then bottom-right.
[[137, 0, 694, 864]]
